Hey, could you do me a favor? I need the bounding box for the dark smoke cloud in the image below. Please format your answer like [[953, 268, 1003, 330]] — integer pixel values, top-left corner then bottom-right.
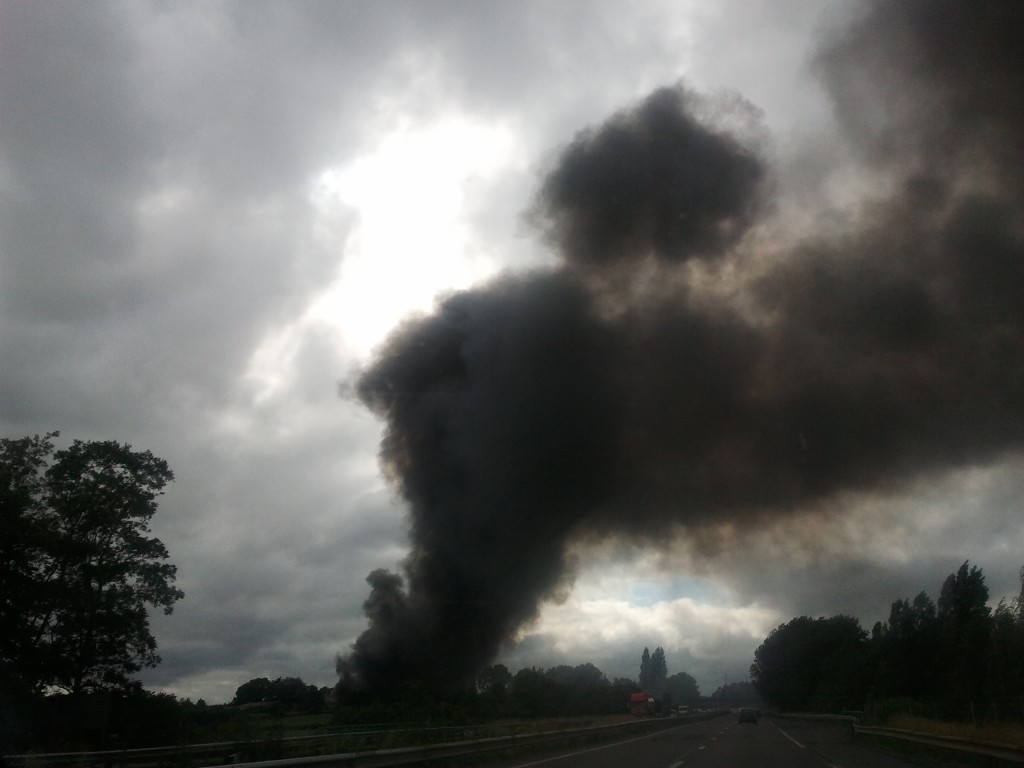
[[529, 87, 766, 267], [339, 0, 1024, 697], [818, 0, 1024, 184], [342, 273, 619, 694]]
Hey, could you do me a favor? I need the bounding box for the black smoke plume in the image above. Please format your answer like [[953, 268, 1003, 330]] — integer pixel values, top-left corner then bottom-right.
[[338, 0, 1023, 698]]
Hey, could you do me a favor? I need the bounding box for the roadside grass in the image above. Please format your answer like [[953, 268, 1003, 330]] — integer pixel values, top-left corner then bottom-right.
[[276, 711, 333, 735], [190, 711, 645, 764], [487, 714, 635, 732], [886, 714, 1024, 749], [208, 711, 634, 748]]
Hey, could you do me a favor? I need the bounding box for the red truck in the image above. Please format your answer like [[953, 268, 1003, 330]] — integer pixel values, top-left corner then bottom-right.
[[629, 692, 655, 716]]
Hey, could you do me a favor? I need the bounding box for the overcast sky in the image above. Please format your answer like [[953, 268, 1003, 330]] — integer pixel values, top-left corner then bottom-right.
[[3, 0, 1023, 704]]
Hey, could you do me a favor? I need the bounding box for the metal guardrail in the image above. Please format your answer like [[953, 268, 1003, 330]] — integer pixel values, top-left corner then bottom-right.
[[2, 723, 584, 768], [5, 712, 724, 768], [218, 712, 724, 768], [771, 711, 1024, 764], [853, 723, 1024, 764]]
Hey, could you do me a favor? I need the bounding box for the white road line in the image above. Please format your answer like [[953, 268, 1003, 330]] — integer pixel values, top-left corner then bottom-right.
[[777, 726, 806, 749], [774, 724, 843, 767], [667, 735, 713, 767]]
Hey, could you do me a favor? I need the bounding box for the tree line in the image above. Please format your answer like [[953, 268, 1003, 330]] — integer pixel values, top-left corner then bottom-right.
[[751, 561, 1024, 722], [0, 430, 744, 748], [228, 654, 710, 724], [4, 432, 740, 752], [6, 658, 731, 751], [231, 675, 330, 712], [337, 653, 709, 723]]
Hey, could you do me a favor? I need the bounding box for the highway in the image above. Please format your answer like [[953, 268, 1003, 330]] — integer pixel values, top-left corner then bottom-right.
[[483, 713, 992, 768]]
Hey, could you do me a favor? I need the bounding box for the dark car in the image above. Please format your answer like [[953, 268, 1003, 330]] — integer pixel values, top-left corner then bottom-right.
[[738, 707, 758, 723]]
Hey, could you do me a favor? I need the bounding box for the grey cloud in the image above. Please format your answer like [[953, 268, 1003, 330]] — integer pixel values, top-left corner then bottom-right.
[[0, 1, 407, 435]]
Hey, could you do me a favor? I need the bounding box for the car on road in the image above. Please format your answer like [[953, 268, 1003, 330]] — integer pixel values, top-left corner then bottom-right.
[[738, 707, 758, 723]]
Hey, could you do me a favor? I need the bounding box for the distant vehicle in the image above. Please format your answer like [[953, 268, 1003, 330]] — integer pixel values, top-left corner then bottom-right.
[[738, 707, 758, 724], [629, 692, 676, 717], [629, 692, 655, 716]]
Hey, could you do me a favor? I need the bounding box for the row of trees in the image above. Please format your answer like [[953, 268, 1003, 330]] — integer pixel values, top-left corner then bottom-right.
[[227, 660, 707, 724], [751, 561, 1024, 721], [232, 676, 330, 713], [331, 649, 712, 722], [471, 663, 638, 718], [10, 659, 734, 752], [639, 646, 701, 705], [344, 655, 715, 722]]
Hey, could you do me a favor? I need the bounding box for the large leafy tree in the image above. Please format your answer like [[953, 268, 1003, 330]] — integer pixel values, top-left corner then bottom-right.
[[476, 663, 513, 695], [0, 433, 183, 697], [751, 615, 867, 711], [545, 663, 607, 688], [665, 671, 700, 706]]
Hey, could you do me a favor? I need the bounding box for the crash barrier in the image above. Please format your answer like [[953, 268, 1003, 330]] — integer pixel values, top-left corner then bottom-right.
[[772, 711, 1024, 764], [4, 711, 727, 768], [853, 724, 1024, 764]]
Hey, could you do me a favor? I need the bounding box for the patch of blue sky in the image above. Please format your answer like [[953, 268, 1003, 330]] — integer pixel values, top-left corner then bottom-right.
[[626, 577, 717, 607]]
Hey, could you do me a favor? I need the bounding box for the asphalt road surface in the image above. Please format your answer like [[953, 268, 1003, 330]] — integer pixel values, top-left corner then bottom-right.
[[484, 713, 1001, 768]]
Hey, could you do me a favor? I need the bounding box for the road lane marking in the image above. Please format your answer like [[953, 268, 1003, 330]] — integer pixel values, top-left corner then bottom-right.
[[668, 737, 713, 766], [777, 726, 806, 749], [773, 723, 844, 768], [670, 726, 844, 768]]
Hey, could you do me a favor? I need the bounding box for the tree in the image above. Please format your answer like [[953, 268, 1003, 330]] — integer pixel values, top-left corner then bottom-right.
[[751, 615, 867, 712], [938, 562, 990, 625], [1, 434, 52, 696], [233, 677, 273, 705], [508, 667, 558, 717], [639, 646, 667, 693], [665, 671, 700, 706], [477, 664, 512, 695], [1017, 565, 1024, 622], [869, 591, 939, 701], [545, 663, 607, 688], [0, 433, 183, 696], [989, 599, 1024, 707], [476, 664, 512, 716], [936, 561, 991, 710], [710, 681, 760, 708]]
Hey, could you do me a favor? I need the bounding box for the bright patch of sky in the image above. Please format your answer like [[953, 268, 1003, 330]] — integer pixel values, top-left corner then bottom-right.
[[235, 116, 521, 430], [310, 117, 521, 359], [506, 556, 781, 690]]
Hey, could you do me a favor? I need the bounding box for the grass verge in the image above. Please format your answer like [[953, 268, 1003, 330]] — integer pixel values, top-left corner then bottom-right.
[[886, 715, 1024, 749]]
